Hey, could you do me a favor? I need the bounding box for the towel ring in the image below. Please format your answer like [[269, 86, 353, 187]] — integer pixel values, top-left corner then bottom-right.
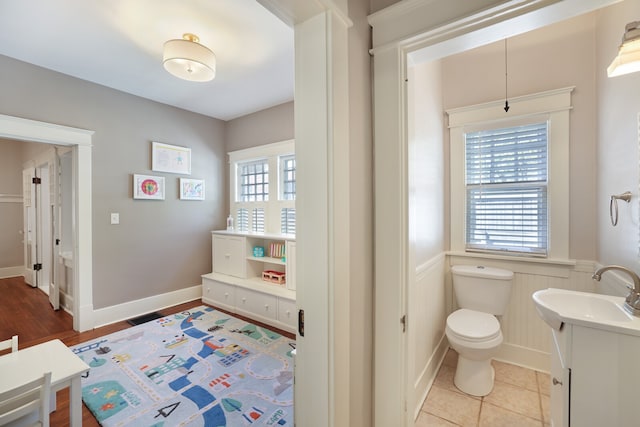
[[610, 191, 632, 226]]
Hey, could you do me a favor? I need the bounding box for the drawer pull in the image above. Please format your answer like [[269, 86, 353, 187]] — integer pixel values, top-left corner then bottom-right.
[[242, 297, 246, 303], [286, 310, 291, 317], [264, 304, 270, 310], [224, 292, 229, 297], [225, 253, 230, 258], [552, 377, 563, 386]]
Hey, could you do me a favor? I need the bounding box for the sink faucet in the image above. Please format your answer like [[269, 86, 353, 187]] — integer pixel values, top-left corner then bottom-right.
[[592, 265, 640, 316]]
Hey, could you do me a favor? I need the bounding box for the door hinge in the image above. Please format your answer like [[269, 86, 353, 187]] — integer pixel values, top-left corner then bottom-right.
[[33, 263, 42, 271], [298, 309, 305, 337], [55, 238, 61, 246], [32, 177, 42, 185], [401, 315, 407, 333]]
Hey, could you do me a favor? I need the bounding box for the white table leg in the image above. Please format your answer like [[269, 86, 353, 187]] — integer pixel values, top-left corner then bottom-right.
[[69, 376, 82, 427]]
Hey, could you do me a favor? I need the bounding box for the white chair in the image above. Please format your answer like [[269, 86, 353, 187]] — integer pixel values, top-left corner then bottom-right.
[[0, 336, 18, 353], [0, 372, 51, 427]]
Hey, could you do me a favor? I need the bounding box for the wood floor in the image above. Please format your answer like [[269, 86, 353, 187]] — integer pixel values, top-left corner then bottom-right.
[[0, 276, 293, 426]]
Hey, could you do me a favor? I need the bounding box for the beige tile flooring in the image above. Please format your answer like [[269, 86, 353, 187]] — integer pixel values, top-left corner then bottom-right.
[[416, 350, 550, 426]]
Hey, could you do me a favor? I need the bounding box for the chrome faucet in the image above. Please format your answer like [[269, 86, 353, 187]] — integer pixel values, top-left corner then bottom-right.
[[592, 265, 640, 316]]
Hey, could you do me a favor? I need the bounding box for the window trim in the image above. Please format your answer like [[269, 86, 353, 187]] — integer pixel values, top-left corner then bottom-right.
[[447, 87, 573, 259], [228, 139, 295, 235]]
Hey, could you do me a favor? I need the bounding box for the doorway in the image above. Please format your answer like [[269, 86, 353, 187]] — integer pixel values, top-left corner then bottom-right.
[[0, 113, 94, 332]]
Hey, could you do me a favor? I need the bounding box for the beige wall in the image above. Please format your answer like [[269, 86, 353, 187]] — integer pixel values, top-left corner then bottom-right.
[[441, 12, 599, 261], [596, 0, 640, 270], [0, 54, 227, 309]]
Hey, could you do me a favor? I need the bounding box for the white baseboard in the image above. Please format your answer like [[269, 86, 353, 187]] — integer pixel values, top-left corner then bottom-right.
[[413, 334, 449, 421], [0, 266, 23, 279], [495, 342, 550, 373], [92, 285, 202, 328]]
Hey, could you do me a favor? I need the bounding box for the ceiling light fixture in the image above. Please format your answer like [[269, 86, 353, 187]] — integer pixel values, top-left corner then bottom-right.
[[608, 21, 640, 78], [163, 33, 216, 82]]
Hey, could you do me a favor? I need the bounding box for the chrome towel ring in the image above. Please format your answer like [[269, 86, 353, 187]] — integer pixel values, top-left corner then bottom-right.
[[610, 191, 632, 226]]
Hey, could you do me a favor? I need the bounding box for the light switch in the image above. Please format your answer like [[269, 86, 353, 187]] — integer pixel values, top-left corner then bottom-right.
[[110, 213, 120, 225]]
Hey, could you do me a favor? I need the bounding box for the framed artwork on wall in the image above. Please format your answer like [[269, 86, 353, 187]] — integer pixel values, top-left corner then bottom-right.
[[133, 174, 165, 200], [151, 141, 191, 175], [179, 178, 205, 200]]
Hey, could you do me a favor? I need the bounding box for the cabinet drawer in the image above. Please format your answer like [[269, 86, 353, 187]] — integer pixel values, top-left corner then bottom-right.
[[236, 288, 277, 321], [203, 278, 235, 310], [278, 298, 297, 329]]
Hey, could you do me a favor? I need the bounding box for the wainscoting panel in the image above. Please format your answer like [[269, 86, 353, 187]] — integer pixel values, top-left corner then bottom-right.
[[409, 253, 448, 420]]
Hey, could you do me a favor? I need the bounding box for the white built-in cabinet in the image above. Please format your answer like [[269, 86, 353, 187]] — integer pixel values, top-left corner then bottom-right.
[[202, 231, 296, 333]]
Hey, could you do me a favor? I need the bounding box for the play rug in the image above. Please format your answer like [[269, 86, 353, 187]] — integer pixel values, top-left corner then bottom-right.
[[71, 306, 295, 426]]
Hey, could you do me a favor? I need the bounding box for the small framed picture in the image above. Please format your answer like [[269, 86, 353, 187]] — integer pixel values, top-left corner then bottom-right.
[[133, 174, 165, 200], [179, 178, 205, 200], [151, 141, 191, 175]]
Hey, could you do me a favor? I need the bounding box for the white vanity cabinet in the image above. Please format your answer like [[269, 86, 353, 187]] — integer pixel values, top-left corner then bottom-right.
[[202, 231, 296, 333], [548, 323, 640, 426]]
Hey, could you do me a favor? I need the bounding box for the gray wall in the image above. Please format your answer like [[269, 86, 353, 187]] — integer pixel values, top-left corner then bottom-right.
[[0, 54, 227, 309], [0, 139, 24, 269], [225, 101, 294, 152]]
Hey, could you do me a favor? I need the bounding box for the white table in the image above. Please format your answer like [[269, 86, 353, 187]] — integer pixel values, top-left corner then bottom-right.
[[0, 339, 90, 426]]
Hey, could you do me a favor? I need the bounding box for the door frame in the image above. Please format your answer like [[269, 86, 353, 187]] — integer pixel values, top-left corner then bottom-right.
[[369, 0, 620, 425], [0, 114, 94, 331]]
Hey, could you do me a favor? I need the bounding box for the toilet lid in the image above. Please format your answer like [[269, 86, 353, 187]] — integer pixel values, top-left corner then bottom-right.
[[447, 309, 501, 341]]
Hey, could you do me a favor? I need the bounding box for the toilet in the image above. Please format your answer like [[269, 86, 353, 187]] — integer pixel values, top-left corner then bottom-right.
[[445, 265, 513, 396]]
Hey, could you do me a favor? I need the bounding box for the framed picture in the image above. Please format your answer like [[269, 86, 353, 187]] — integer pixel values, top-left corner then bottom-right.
[[151, 141, 191, 175], [133, 174, 165, 200], [180, 178, 205, 200]]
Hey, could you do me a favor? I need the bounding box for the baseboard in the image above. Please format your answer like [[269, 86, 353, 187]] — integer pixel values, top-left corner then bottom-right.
[[0, 266, 23, 279], [413, 334, 449, 421], [495, 342, 550, 373], [92, 285, 202, 328]]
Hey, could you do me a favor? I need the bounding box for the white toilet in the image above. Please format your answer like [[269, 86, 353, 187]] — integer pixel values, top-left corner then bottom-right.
[[445, 265, 513, 396]]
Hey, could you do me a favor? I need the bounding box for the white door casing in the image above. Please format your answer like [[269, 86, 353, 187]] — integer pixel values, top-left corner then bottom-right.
[[23, 166, 36, 287]]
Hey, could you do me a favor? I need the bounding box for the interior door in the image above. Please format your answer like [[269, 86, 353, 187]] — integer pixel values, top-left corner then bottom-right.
[[22, 167, 37, 287]]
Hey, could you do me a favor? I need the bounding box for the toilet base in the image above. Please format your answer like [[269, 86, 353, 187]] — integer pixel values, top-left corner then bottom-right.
[[453, 355, 495, 397]]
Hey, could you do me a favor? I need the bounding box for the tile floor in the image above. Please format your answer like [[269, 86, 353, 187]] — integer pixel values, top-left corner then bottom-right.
[[416, 349, 550, 426]]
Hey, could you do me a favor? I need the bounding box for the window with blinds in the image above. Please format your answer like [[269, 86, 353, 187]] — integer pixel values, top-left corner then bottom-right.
[[465, 122, 548, 255], [236, 208, 249, 232]]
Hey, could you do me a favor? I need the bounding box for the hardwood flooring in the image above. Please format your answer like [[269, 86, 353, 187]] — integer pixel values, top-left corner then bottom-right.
[[0, 276, 293, 426]]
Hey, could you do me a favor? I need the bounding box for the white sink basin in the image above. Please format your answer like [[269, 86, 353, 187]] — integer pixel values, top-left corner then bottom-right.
[[532, 288, 633, 331]]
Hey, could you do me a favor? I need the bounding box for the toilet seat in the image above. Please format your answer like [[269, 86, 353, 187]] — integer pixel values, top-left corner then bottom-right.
[[446, 309, 501, 342]]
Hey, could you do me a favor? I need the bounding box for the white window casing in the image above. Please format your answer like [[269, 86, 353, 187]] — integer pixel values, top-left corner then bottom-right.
[[448, 87, 573, 260], [228, 139, 295, 235]]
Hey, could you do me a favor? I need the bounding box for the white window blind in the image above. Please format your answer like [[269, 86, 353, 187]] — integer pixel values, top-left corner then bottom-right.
[[465, 122, 548, 255], [281, 208, 296, 235], [236, 208, 249, 232], [252, 208, 265, 233]]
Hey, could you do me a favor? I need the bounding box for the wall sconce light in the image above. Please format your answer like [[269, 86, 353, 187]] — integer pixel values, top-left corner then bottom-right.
[[608, 21, 640, 78], [163, 33, 216, 82]]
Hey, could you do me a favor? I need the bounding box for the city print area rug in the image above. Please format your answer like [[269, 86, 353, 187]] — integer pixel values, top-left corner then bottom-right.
[[71, 306, 295, 426]]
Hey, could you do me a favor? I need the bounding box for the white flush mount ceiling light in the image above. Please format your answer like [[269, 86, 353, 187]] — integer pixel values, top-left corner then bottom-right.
[[163, 33, 216, 82], [608, 21, 640, 78]]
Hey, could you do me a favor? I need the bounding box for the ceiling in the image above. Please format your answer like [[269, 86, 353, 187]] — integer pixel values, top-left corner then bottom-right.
[[0, 0, 294, 121]]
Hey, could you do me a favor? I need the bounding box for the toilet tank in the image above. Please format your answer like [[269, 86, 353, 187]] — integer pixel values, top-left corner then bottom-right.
[[451, 265, 514, 315]]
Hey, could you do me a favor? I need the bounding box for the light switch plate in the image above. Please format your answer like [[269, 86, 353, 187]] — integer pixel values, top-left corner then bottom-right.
[[110, 213, 119, 225]]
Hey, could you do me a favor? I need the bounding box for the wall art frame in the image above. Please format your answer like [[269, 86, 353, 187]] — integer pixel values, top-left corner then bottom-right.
[[179, 178, 205, 200], [151, 141, 191, 175], [133, 174, 165, 200]]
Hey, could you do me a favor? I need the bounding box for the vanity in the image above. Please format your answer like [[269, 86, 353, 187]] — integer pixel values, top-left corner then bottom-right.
[[533, 288, 640, 426]]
